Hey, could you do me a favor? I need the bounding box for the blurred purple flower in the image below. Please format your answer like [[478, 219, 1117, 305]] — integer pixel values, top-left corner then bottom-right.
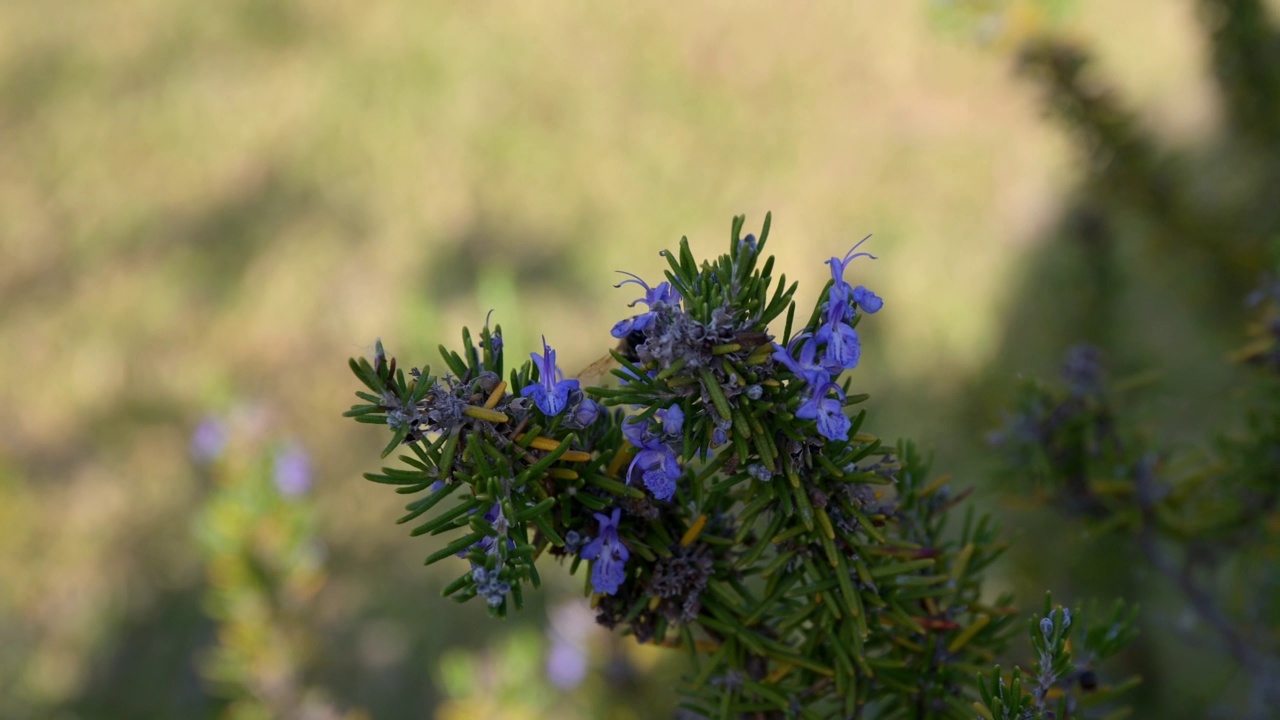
[[546, 637, 588, 690], [546, 601, 594, 690], [190, 416, 229, 463], [273, 442, 312, 497]]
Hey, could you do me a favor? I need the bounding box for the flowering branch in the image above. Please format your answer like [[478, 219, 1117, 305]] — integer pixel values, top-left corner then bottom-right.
[[345, 214, 1137, 717]]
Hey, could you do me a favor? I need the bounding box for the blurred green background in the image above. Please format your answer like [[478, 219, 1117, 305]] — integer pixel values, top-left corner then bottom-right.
[[2, 1, 1274, 718]]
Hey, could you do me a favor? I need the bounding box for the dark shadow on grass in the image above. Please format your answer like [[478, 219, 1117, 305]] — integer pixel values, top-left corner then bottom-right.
[[64, 586, 222, 720], [892, 12, 1280, 718]]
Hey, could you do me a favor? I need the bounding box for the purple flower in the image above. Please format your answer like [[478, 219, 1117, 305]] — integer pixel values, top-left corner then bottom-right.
[[622, 417, 682, 501], [521, 337, 579, 416], [580, 508, 629, 595], [711, 426, 729, 448], [774, 337, 853, 439], [852, 285, 883, 314], [273, 442, 312, 497], [825, 236, 878, 318], [796, 383, 851, 441], [659, 404, 684, 437], [568, 397, 600, 428], [190, 416, 228, 463], [815, 318, 861, 372], [772, 336, 833, 388], [458, 503, 512, 559], [825, 236, 876, 299], [479, 503, 509, 555], [546, 637, 588, 690], [610, 272, 682, 339]]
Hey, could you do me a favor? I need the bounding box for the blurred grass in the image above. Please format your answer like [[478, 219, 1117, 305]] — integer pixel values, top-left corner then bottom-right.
[[0, 1, 1228, 717]]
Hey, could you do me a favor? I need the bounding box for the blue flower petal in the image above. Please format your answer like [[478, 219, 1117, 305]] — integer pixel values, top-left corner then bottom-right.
[[816, 321, 861, 371], [581, 509, 629, 595], [853, 285, 883, 314], [611, 317, 636, 339], [661, 405, 684, 436], [520, 337, 578, 416]]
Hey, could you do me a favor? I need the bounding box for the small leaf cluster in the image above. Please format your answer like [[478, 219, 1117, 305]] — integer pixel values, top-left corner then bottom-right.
[[345, 215, 1094, 717], [974, 594, 1138, 720]]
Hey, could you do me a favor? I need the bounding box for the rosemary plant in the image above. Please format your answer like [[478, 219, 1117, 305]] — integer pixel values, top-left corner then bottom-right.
[[344, 215, 1136, 718]]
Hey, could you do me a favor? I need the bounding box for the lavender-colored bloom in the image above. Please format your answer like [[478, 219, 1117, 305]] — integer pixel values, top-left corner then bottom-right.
[[775, 337, 852, 439], [190, 416, 228, 463], [610, 272, 682, 339], [826, 237, 876, 285], [815, 315, 861, 372], [825, 236, 876, 308], [521, 337, 579, 416], [852, 285, 883, 314], [545, 601, 593, 689], [772, 336, 832, 388], [546, 637, 588, 690], [568, 397, 600, 428], [711, 426, 729, 447], [796, 383, 851, 441], [659, 404, 684, 436], [273, 442, 312, 497], [581, 508, 629, 595], [622, 417, 682, 501]]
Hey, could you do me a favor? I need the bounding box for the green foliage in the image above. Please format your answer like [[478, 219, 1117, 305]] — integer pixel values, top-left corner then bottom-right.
[[991, 268, 1280, 712], [194, 434, 361, 720], [981, 6, 1280, 708], [974, 595, 1138, 720]]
